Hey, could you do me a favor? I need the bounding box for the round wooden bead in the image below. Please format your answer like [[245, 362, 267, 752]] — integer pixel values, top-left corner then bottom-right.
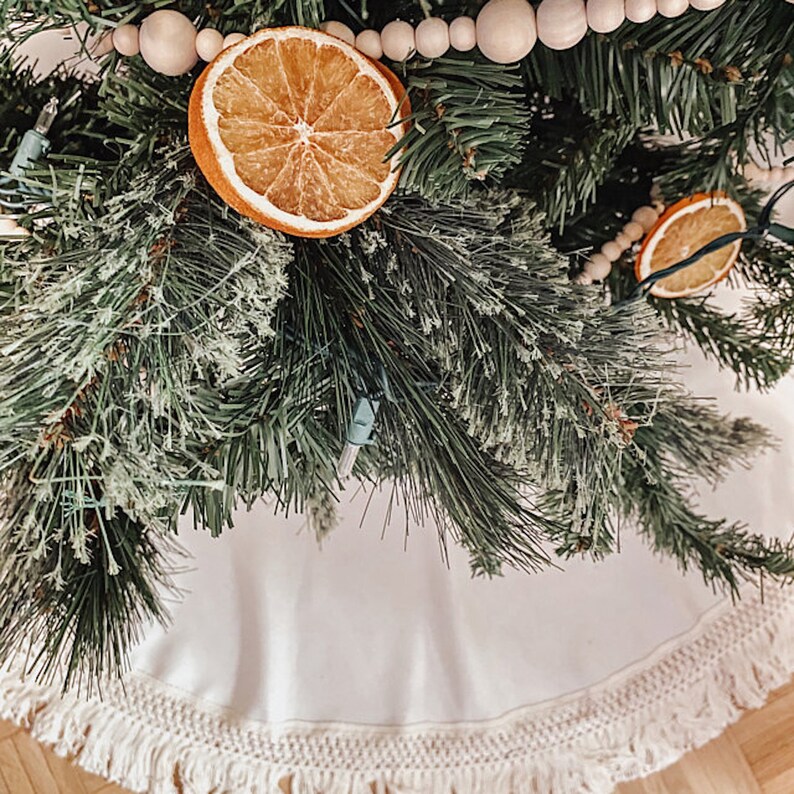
[[223, 33, 246, 50], [476, 0, 537, 63], [631, 205, 659, 232], [614, 232, 632, 251], [584, 253, 612, 280], [688, 0, 725, 9], [601, 240, 623, 262], [381, 20, 415, 61], [449, 16, 477, 51], [656, 0, 688, 14], [320, 21, 355, 45], [625, 0, 657, 23], [586, 0, 626, 33], [139, 10, 198, 76], [195, 28, 224, 61], [223, 32, 246, 49], [90, 31, 116, 56], [651, 199, 666, 215], [415, 18, 450, 59], [0, 216, 29, 237], [112, 24, 139, 56], [742, 162, 766, 181], [355, 29, 383, 59], [536, 0, 588, 51], [0, 217, 19, 234], [623, 221, 645, 242]]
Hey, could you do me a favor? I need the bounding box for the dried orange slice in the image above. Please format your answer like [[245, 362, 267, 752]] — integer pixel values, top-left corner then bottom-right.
[[188, 27, 409, 238], [635, 192, 746, 298]]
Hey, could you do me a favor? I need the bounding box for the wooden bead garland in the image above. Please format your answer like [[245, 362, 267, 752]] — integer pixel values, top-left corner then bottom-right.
[[195, 28, 224, 62], [688, 0, 726, 9], [381, 20, 416, 61], [743, 162, 794, 184], [536, 0, 588, 51], [579, 203, 664, 283], [222, 32, 246, 48], [476, 0, 537, 64], [586, 0, 626, 34], [657, 0, 689, 16], [625, 0, 658, 23], [355, 29, 383, 59], [415, 18, 450, 59], [107, 0, 735, 74], [449, 17, 477, 52], [112, 24, 140, 57], [320, 21, 355, 45], [139, 10, 198, 76]]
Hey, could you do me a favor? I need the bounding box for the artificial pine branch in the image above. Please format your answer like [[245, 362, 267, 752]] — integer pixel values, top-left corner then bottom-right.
[[392, 54, 530, 201]]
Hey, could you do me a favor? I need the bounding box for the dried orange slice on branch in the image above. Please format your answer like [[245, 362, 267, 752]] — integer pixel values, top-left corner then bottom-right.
[[635, 192, 746, 298], [189, 27, 409, 238]]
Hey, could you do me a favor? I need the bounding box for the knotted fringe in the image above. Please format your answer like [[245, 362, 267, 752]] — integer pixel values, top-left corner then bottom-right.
[[1, 587, 793, 794]]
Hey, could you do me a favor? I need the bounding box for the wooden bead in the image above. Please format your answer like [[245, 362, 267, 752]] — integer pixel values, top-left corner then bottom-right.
[[536, 0, 588, 51], [586, 0, 626, 33], [320, 21, 355, 45], [742, 162, 766, 181], [355, 29, 383, 59], [584, 253, 612, 280], [195, 28, 224, 61], [223, 32, 246, 49], [651, 199, 666, 215], [623, 221, 644, 242], [688, 0, 726, 9], [625, 0, 657, 23], [449, 16, 477, 51], [415, 18, 450, 59], [112, 24, 139, 56], [601, 240, 623, 261], [657, 0, 688, 13], [631, 205, 659, 232], [614, 232, 632, 251], [381, 20, 415, 61], [476, 0, 537, 63], [139, 10, 198, 76], [0, 217, 19, 234]]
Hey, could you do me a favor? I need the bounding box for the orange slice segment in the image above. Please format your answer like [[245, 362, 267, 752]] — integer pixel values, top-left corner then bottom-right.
[[635, 192, 746, 298], [188, 26, 410, 238]]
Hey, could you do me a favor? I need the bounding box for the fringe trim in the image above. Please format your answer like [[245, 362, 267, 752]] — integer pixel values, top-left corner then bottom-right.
[[1, 586, 793, 794]]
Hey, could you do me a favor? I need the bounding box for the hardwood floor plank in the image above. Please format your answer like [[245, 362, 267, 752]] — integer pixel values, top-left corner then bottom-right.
[[616, 774, 671, 793], [0, 736, 36, 794], [82, 771, 125, 793], [667, 732, 761, 794], [44, 745, 89, 794], [0, 721, 20, 743], [731, 683, 794, 787], [764, 766, 794, 794], [11, 730, 61, 794]]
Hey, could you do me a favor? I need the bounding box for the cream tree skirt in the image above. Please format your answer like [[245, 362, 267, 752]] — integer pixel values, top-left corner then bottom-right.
[[2, 335, 794, 794]]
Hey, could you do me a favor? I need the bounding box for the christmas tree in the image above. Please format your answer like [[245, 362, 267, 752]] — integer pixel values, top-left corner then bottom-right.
[[0, 0, 793, 689]]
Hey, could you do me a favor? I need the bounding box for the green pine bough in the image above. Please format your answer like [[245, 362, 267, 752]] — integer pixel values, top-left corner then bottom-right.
[[0, 0, 792, 689]]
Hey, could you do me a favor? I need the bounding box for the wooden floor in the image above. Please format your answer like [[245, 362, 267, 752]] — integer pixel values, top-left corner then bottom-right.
[[0, 679, 792, 793]]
